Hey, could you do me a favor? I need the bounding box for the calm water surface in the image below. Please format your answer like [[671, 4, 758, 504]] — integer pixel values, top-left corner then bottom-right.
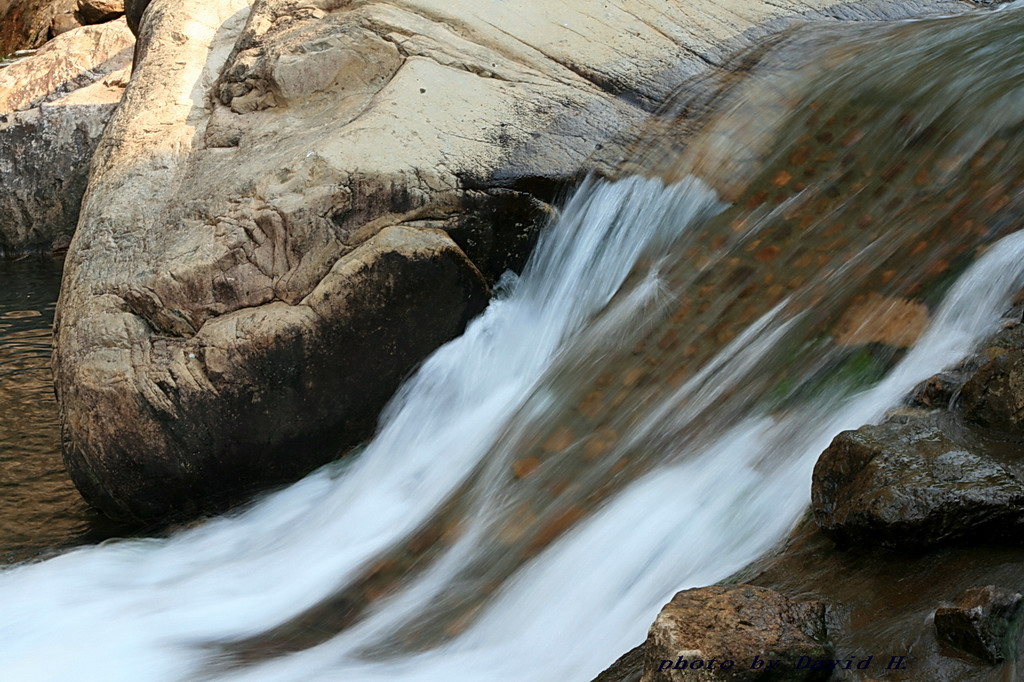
[[0, 257, 125, 564]]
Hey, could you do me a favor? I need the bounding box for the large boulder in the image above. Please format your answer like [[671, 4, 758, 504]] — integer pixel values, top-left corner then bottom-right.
[[0, 19, 133, 253], [60, 225, 489, 520], [54, 0, 974, 521], [812, 414, 1024, 547], [639, 585, 832, 681]]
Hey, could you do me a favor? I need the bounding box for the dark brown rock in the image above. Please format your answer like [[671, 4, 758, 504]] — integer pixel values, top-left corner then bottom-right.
[[640, 585, 832, 681], [0, 0, 79, 56], [934, 585, 1024, 664], [0, 101, 117, 255], [960, 350, 1024, 437], [908, 370, 965, 409], [812, 415, 1024, 547]]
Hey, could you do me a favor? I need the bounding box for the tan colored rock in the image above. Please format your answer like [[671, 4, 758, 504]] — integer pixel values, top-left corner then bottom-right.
[[0, 18, 132, 111], [55, 0, 972, 520], [640, 585, 831, 681], [75, 0, 124, 24], [0, 20, 132, 253]]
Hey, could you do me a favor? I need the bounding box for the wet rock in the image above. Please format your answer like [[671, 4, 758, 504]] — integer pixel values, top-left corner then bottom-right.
[[640, 585, 831, 681], [0, 20, 132, 253], [934, 585, 1024, 664], [75, 0, 124, 24], [593, 645, 644, 682], [908, 369, 966, 409], [960, 350, 1024, 437], [812, 415, 1024, 547]]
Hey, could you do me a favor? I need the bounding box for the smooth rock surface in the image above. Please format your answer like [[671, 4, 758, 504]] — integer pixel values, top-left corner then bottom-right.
[[812, 415, 1024, 547], [0, 19, 132, 253], [935, 585, 1024, 665], [640, 585, 831, 681], [75, 0, 123, 24], [55, 0, 973, 521]]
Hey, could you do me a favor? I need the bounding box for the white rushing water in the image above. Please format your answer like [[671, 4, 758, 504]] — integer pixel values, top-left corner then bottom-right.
[[3, 173, 1024, 682]]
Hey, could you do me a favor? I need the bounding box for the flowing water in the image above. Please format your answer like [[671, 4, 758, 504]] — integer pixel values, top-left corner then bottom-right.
[[2, 3, 1024, 681]]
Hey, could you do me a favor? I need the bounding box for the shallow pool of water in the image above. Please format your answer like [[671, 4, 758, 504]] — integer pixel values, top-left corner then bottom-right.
[[0, 257, 126, 564]]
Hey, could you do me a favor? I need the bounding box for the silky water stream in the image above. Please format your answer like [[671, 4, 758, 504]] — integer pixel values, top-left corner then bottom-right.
[[1, 3, 1024, 681]]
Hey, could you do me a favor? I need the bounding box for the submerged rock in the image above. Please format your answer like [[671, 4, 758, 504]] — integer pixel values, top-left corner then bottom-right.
[[640, 585, 832, 681], [832, 293, 930, 349], [934, 585, 1024, 665], [812, 415, 1024, 547], [0, 19, 132, 253]]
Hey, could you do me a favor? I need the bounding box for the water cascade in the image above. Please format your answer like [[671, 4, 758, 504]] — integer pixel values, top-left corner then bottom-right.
[[2, 3, 1024, 681]]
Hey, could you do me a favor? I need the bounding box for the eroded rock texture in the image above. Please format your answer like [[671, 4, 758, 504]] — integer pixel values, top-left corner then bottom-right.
[[640, 585, 832, 682], [0, 19, 133, 253], [54, 0, 972, 520]]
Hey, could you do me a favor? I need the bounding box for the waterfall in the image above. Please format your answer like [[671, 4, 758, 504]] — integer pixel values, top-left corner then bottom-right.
[[2, 3, 1024, 681]]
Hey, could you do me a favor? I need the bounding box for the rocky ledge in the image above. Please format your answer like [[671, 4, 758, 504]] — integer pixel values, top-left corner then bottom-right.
[[38, 0, 968, 521], [0, 16, 133, 254]]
